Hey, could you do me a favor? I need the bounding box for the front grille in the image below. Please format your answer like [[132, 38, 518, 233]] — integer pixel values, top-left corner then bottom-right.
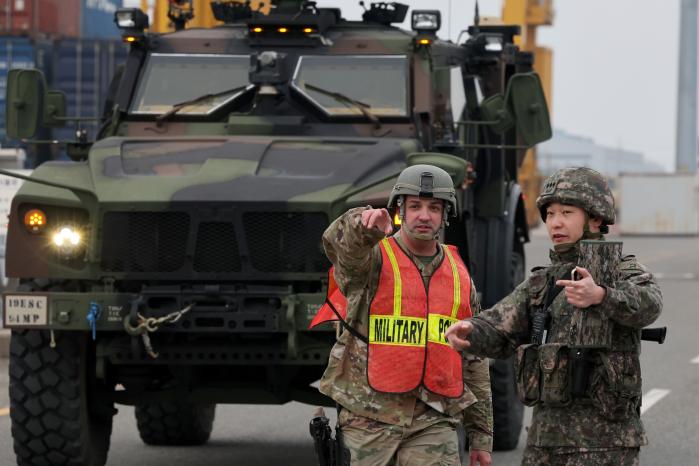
[[101, 212, 190, 272], [243, 212, 330, 273], [194, 222, 242, 272], [99, 210, 329, 276]]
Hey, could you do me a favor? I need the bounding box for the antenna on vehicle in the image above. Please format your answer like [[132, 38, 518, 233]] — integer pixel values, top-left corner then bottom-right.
[[473, 0, 480, 33]]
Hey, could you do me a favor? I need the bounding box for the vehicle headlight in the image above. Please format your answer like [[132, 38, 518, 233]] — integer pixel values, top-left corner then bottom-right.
[[411, 10, 441, 32], [114, 8, 149, 30], [52, 226, 83, 252]]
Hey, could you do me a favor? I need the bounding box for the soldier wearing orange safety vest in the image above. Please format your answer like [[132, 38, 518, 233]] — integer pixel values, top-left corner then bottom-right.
[[311, 165, 493, 466]]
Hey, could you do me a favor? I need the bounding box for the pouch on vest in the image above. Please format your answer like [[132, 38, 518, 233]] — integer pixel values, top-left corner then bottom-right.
[[538, 343, 571, 406], [516, 343, 540, 406], [589, 352, 642, 421]]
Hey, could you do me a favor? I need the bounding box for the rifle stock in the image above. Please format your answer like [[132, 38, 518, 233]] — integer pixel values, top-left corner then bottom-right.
[[641, 326, 667, 344]]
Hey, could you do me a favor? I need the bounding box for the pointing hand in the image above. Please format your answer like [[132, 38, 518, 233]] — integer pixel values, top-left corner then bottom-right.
[[445, 320, 473, 351], [555, 266, 606, 308], [361, 208, 394, 235]]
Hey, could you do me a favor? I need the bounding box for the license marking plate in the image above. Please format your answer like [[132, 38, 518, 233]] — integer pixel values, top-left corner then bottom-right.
[[3, 295, 48, 327]]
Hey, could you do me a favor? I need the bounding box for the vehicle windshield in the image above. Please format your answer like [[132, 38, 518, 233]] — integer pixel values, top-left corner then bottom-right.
[[130, 54, 249, 115], [292, 55, 408, 117]]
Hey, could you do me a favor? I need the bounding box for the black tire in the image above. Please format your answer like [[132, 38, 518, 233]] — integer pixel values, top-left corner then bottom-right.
[[490, 356, 524, 451], [491, 248, 526, 451], [135, 401, 216, 446], [9, 330, 114, 466]]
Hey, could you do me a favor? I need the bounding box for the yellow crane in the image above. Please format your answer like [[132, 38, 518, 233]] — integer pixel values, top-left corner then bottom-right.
[[140, 0, 270, 32], [502, 0, 554, 227]]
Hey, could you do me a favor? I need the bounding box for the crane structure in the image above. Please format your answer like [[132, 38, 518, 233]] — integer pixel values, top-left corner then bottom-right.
[[502, 0, 553, 227]]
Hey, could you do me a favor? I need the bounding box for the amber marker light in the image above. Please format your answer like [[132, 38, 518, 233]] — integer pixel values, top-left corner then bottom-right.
[[303, 27, 314, 33], [278, 27, 288, 33], [418, 38, 431, 45], [124, 36, 138, 43], [23, 209, 47, 233], [252, 26, 263, 33]]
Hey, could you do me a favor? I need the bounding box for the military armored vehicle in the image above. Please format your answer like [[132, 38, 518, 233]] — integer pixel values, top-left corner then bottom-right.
[[2, 1, 550, 464]]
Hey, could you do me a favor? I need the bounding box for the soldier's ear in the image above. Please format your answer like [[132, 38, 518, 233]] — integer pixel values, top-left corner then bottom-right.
[[588, 215, 603, 230]]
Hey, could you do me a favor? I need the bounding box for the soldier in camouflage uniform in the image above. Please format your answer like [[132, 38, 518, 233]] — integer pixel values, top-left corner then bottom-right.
[[446, 167, 663, 466], [319, 165, 493, 466]]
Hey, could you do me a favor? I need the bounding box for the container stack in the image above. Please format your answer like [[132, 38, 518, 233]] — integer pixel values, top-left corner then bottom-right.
[[0, 0, 128, 166]]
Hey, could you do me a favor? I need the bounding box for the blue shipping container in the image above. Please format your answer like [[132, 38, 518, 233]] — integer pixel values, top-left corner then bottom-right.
[[81, 0, 124, 39], [50, 38, 129, 154]]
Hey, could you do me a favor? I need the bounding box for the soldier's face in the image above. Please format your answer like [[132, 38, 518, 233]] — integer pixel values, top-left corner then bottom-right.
[[545, 203, 601, 244], [403, 196, 444, 238]]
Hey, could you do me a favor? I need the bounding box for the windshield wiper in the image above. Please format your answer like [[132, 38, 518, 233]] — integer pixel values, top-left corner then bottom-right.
[[155, 84, 253, 126], [305, 83, 381, 128]]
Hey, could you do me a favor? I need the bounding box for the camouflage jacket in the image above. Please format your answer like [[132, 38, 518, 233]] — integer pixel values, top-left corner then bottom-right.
[[318, 207, 494, 451], [466, 243, 663, 449]]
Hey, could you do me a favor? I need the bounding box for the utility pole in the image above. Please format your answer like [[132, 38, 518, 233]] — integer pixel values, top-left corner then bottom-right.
[[676, 0, 698, 173]]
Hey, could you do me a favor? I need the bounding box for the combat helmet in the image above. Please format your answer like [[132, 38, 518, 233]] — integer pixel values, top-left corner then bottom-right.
[[536, 167, 615, 226], [387, 164, 457, 215]]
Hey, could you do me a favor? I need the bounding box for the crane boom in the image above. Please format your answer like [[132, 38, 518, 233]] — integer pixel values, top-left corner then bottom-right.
[[502, 0, 554, 227]]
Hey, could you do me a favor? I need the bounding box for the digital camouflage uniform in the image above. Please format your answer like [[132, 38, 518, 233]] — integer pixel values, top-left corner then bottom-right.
[[319, 207, 493, 466], [463, 167, 663, 466]]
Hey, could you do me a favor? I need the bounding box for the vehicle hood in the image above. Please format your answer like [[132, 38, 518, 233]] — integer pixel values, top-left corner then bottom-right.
[[26, 136, 417, 207]]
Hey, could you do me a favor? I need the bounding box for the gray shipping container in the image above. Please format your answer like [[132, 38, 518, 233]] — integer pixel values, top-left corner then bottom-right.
[[619, 173, 699, 235]]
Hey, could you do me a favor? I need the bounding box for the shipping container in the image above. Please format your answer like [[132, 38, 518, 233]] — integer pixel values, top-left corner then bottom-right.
[[81, 0, 124, 39], [49, 38, 128, 155], [0, 0, 81, 39], [619, 172, 699, 235]]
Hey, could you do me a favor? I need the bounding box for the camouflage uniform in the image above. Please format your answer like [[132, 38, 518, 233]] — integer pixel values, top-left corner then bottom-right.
[[463, 167, 662, 466], [319, 207, 493, 466]]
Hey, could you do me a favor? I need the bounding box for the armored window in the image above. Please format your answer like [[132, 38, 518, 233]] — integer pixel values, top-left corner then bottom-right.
[[130, 54, 250, 115], [291, 55, 409, 118]]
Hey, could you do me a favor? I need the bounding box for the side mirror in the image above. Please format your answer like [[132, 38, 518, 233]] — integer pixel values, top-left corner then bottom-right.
[[44, 90, 67, 127], [479, 93, 514, 134], [406, 152, 468, 187], [5, 69, 46, 139], [505, 72, 552, 146]]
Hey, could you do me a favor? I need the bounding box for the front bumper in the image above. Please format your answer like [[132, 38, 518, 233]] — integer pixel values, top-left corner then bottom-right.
[[2, 288, 327, 335]]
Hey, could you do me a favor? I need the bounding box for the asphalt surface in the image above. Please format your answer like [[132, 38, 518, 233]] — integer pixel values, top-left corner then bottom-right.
[[0, 232, 697, 465]]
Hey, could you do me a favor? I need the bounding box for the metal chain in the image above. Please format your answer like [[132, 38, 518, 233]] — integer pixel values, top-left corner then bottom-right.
[[123, 303, 194, 359], [124, 303, 193, 336]]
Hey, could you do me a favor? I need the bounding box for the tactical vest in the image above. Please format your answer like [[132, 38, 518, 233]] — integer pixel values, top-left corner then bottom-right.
[[516, 264, 643, 421], [367, 237, 472, 398]]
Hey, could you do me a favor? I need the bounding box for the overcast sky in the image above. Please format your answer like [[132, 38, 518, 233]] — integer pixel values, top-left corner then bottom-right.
[[128, 0, 681, 171]]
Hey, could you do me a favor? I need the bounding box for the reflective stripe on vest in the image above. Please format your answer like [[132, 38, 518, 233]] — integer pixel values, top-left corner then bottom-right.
[[367, 237, 472, 397]]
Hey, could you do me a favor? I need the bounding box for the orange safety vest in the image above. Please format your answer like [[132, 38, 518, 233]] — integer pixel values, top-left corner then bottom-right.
[[367, 237, 471, 398], [309, 267, 348, 329]]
